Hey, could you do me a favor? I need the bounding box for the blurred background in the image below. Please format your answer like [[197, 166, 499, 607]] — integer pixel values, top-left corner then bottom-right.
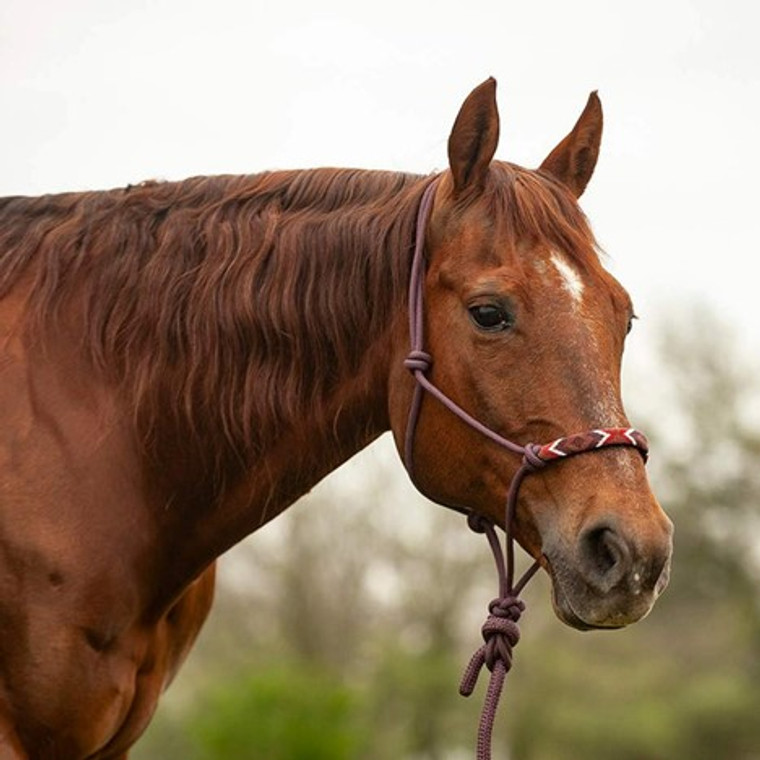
[[3, 0, 759, 757]]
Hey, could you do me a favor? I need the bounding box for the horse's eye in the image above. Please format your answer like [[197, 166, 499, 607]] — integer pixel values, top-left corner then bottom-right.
[[627, 314, 638, 335], [468, 304, 513, 332]]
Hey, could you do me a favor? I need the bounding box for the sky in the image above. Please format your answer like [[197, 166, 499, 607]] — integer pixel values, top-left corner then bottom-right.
[[2, 0, 758, 383]]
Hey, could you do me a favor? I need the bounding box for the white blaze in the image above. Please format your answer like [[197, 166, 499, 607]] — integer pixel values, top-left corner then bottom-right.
[[550, 252, 585, 306], [543, 250, 630, 440]]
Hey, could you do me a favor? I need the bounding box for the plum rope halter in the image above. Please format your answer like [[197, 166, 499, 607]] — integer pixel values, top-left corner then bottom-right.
[[403, 178, 649, 760]]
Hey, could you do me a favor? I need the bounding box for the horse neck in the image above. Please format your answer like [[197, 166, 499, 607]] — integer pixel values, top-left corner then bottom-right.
[[184, 333, 394, 558], [149, 169, 425, 590]]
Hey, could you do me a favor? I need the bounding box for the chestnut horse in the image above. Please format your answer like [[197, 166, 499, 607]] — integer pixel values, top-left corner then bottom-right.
[[0, 79, 672, 758]]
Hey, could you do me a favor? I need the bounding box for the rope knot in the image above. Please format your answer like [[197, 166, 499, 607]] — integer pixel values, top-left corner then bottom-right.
[[460, 594, 525, 698], [404, 350, 432, 374], [481, 596, 523, 672], [466, 512, 492, 535], [522, 443, 548, 472], [488, 595, 525, 624]]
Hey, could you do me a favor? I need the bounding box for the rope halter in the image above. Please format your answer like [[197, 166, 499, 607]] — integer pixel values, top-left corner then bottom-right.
[[403, 178, 649, 760]]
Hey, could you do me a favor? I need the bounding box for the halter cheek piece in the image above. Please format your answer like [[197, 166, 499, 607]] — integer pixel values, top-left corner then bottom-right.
[[403, 178, 649, 760]]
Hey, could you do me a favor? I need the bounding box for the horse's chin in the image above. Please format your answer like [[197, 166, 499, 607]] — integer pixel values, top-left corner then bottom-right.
[[546, 563, 652, 632], [550, 588, 626, 632]]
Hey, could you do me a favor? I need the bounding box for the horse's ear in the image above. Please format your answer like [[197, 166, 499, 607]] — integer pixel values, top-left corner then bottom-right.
[[539, 91, 603, 198], [447, 78, 500, 196]]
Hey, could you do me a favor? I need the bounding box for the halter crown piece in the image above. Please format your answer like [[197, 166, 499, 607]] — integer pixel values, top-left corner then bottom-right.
[[403, 178, 650, 760]]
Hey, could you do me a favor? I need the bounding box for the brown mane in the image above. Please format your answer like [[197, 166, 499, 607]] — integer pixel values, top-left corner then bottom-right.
[[485, 161, 602, 270], [0, 163, 600, 476], [0, 170, 429, 467]]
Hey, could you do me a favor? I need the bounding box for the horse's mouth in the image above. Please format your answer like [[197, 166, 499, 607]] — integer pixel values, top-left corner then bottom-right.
[[543, 555, 651, 632], [549, 580, 626, 632]]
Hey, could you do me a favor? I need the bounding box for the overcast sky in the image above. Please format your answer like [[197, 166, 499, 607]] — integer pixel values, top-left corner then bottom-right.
[[2, 0, 758, 362]]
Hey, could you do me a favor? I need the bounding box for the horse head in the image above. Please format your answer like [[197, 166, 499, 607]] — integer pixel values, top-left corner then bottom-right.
[[390, 79, 673, 631]]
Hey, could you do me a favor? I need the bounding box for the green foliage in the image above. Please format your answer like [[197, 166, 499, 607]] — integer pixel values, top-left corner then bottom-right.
[[137, 662, 368, 760], [188, 663, 366, 760], [363, 643, 482, 760], [135, 647, 482, 760]]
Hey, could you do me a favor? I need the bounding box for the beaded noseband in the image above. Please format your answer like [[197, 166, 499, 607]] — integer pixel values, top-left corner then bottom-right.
[[403, 178, 649, 760]]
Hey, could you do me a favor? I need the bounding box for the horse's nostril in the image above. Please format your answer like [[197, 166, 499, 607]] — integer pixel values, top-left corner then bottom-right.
[[579, 526, 631, 593], [590, 529, 617, 573]]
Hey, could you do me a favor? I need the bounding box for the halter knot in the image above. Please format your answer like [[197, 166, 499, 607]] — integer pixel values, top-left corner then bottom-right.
[[521, 443, 548, 471], [483, 596, 524, 669], [404, 350, 433, 374], [459, 593, 525, 697], [466, 512, 492, 535]]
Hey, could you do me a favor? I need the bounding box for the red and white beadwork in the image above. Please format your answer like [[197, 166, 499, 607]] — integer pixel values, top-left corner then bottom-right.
[[536, 427, 649, 463]]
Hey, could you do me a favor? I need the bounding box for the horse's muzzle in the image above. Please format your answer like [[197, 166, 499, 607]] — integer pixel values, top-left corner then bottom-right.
[[544, 519, 673, 631]]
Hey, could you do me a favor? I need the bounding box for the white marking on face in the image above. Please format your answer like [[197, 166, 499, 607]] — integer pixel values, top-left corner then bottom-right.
[[538, 251, 630, 437], [550, 252, 585, 307]]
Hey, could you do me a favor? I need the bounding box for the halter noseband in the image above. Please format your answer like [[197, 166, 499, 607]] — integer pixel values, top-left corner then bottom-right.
[[403, 177, 649, 760]]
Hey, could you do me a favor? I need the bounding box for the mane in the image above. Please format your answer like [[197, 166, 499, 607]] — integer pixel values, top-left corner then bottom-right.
[[0, 169, 429, 474], [0, 161, 601, 485], [484, 161, 603, 271]]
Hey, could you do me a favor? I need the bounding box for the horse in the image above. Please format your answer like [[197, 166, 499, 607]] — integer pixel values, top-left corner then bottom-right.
[[0, 78, 673, 758]]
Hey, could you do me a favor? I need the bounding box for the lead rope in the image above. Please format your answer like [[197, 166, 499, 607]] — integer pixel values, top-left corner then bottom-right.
[[457, 458, 541, 760], [403, 177, 650, 760]]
